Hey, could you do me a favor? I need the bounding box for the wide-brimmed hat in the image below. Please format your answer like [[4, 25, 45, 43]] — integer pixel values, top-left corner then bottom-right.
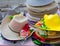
[[1, 15, 33, 41], [26, 0, 54, 6], [34, 14, 60, 31], [34, 13, 60, 39]]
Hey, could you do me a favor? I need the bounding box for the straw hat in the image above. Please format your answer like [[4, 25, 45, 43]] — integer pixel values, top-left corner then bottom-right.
[[26, 1, 58, 18], [1, 15, 33, 41], [33, 14, 60, 44]]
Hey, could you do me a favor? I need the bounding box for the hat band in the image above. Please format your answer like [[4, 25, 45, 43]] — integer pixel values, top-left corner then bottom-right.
[[8, 25, 20, 34]]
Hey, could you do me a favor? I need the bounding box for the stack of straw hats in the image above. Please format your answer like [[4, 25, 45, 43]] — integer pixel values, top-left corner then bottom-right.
[[26, 0, 58, 18], [26, 0, 58, 26]]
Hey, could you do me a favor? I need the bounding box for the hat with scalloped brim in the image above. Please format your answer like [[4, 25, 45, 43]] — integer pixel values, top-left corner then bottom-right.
[[26, 0, 54, 6], [35, 13, 60, 31]]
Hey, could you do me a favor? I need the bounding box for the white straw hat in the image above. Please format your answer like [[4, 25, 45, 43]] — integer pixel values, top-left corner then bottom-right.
[[1, 15, 33, 41]]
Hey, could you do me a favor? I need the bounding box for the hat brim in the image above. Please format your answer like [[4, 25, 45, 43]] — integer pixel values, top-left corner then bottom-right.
[[1, 16, 33, 41], [32, 31, 60, 44], [26, 0, 54, 6], [35, 31, 60, 39], [32, 36, 60, 44]]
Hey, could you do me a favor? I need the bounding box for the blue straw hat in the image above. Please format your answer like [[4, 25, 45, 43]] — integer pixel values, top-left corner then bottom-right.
[[26, 0, 54, 6]]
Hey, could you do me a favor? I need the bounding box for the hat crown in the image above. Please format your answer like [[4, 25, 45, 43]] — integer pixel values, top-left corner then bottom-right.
[[9, 15, 28, 33], [26, 0, 54, 6]]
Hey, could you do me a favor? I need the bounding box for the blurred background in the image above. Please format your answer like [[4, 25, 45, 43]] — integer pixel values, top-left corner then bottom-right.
[[0, 0, 60, 23]]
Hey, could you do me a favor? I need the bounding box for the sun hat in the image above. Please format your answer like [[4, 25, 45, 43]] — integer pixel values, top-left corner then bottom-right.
[[1, 15, 33, 41], [34, 13, 60, 31]]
